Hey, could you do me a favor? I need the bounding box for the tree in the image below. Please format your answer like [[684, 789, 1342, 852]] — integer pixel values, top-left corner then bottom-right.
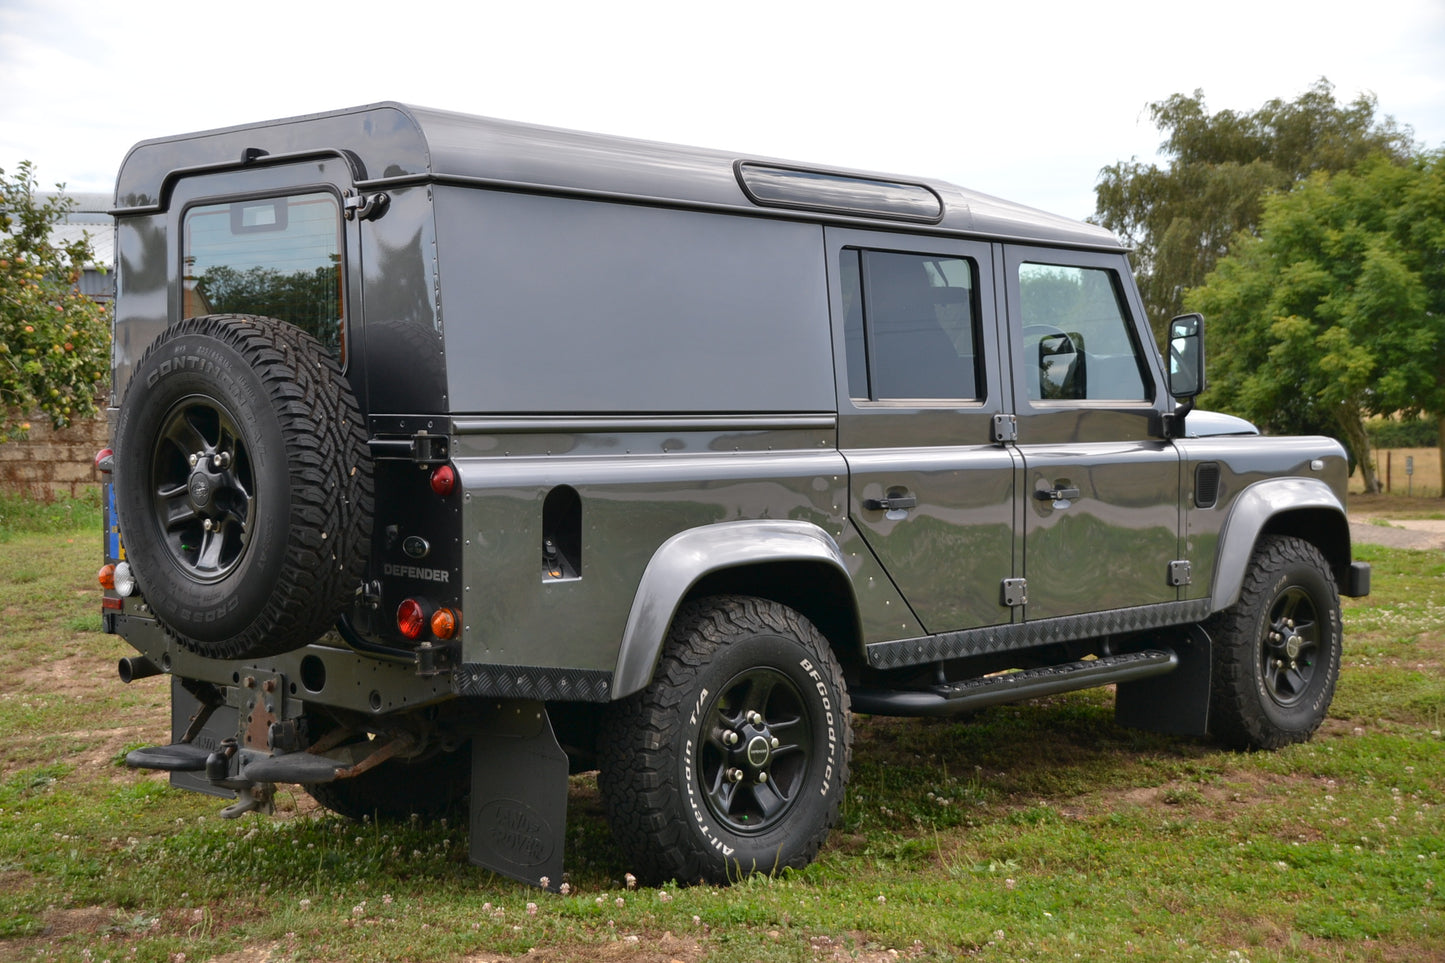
[[1094, 79, 1415, 345], [1186, 154, 1445, 494], [0, 162, 111, 441]]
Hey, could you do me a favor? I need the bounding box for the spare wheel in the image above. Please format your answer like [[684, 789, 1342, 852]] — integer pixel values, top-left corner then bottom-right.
[[113, 314, 373, 660]]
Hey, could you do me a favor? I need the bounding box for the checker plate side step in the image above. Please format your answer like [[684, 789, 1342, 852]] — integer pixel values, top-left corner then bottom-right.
[[850, 649, 1179, 718]]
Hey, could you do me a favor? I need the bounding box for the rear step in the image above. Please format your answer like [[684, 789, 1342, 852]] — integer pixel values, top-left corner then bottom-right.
[[126, 737, 403, 784], [850, 649, 1178, 718], [126, 743, 211, 771]]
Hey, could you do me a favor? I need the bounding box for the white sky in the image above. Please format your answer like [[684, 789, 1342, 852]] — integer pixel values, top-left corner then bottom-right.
[[2, 0, 1443, 222]]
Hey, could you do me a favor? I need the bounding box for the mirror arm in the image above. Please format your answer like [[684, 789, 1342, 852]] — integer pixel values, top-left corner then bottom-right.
[[1162, 395, 1196, 440]]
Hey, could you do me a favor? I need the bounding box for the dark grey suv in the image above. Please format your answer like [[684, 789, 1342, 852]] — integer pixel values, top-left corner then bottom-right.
[[100, 103, 1370, 888]]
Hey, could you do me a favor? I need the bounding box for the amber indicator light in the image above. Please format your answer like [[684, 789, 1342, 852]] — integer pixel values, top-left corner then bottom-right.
[[430, 607, 458, 640]]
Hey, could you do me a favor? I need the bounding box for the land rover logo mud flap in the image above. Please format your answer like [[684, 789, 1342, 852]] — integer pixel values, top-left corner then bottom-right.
[[469, 700, 569, 890]]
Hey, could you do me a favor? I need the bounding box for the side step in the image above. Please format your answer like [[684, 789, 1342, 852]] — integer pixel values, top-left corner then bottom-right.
[[850, 649, 1179, 718]]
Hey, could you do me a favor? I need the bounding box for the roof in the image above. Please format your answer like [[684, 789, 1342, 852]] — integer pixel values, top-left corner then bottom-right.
[[115, 103, 1124, 251]]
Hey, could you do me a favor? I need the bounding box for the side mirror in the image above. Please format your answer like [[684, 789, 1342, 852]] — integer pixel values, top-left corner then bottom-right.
[[1167, 313, 1206, 400]]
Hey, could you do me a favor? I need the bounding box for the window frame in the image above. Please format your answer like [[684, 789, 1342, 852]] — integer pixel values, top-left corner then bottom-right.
[[840, 244, 989, 406], [179, 186, 349, 367], [1003, 246, 1162, 413]]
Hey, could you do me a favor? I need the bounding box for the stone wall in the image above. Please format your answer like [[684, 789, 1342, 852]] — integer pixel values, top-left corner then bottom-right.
[[0, 412, 109, 498]]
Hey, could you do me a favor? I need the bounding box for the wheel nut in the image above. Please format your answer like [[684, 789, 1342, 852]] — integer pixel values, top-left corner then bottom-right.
[[189, 453, 199, 467], [203, 518, 214, 531], [770, 737, 780, 749], [757, 772, 768, 784], [213, 451, 231, 469], [726, 768, 744, 783], [723, 731, 739, 746], [747, 711, 763, 726]]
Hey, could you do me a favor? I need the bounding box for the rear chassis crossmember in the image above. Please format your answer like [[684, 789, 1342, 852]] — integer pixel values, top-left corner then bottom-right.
[[114, 613, 571, 889]]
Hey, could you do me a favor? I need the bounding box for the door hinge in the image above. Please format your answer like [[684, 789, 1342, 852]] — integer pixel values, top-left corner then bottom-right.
[[343, 190, 389, 221], [992, 414, 1018, 443], [1001, 577, 1028, 608], [1168, 560, 1193, 586]]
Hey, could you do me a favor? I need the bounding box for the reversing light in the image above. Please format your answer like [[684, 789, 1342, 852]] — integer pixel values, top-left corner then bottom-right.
[[430, 607, 458, 640], [98, 564, 116, 590], [113, 561, 137, 597], [397, 598, 427, 640], [429, 464, 456, 497]]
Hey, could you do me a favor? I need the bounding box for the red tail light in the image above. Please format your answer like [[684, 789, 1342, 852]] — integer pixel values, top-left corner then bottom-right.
[[397, 599, 427, 639], [429, 464, 456, 497]]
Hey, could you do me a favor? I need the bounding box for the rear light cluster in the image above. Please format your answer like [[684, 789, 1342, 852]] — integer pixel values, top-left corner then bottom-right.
[[98, 562, 137, 596], [396, 599, 460, 641]]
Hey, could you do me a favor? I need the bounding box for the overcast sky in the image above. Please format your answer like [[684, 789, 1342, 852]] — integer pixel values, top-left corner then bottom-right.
[[2, 0, 1443, 222]]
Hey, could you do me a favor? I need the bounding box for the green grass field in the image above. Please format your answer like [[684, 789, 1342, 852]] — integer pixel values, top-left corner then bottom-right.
[[0, 490, 1440, 962]]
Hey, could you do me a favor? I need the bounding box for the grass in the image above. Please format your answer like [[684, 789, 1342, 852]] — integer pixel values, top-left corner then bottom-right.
[[0, 492, 1440, 962]]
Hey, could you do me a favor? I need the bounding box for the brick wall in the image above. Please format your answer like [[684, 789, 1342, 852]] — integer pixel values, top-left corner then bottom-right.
[[0, 411, 109, 498]]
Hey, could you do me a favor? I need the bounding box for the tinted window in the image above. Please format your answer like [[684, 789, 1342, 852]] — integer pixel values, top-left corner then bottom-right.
[[1018, 263, 1147, 402], [842, 249, 981, 401], [183, 193, 344, 358]]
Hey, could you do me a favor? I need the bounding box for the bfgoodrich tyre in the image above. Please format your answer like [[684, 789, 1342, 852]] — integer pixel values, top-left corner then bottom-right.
[[599, 596, 852, 884], [113, 315, 372, 660], [1207, 535, 1342, 750]]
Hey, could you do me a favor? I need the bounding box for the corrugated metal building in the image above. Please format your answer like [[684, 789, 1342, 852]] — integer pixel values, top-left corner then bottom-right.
[[45, 191, 115, 301]]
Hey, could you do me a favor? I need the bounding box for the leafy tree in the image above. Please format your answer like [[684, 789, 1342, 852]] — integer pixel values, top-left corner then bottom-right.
[[1186, 154, 1445, 493], [0, 162, 111, 441], [1094, 79, 1415, 344]]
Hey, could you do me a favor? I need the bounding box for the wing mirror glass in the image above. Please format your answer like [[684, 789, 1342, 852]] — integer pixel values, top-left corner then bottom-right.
[[1167, 313, 1206, 400]]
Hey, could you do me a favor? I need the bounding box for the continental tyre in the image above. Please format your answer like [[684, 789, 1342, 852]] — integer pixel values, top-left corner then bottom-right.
[[598, 595, 852, 884], [1207, 535, 1342, 750], [113, 315, 372, 660]]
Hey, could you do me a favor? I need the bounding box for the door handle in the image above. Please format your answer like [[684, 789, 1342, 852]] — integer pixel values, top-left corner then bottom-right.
[[864, 493, 918, 512], [1035, 486, 1080, 508]]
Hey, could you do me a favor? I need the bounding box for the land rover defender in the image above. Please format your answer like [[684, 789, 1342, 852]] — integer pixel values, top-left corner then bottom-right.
[[99, 103, 1370, 888]]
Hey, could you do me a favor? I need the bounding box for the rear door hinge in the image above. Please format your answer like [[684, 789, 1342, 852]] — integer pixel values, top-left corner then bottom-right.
[[343, 190, 389, 221], [1168, 560, 1192, 587], [367, 430, 450, 465]]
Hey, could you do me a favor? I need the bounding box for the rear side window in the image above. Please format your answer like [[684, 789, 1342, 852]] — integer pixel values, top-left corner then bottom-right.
[[182, 193, 344, 359], [1017, 263, 1147, 402], [842, 249, 981, 401]]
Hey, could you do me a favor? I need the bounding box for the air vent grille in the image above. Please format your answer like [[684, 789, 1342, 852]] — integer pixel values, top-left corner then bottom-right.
[[1195, 463, 1221, 508]]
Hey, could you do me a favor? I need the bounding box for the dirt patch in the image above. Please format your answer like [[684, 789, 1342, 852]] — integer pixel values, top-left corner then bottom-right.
[[1350, 519, 1445, 551]]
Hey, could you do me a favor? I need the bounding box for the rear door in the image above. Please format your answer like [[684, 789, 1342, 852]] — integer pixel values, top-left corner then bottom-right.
[[829, 227, 1017, 635], [1001, 246, 1182, 621]]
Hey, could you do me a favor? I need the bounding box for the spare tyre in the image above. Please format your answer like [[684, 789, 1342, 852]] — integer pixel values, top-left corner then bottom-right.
[[113, 314, 373, 660]]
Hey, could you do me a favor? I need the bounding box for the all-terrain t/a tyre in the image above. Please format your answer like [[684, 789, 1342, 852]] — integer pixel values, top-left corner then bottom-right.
[[113, 315, 372, 660], [599, 595, 852, 884], [1207, 535, 1342, 750]]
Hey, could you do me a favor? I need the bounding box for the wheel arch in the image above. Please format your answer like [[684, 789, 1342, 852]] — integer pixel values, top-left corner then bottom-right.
[[1209, 478, 1353, 612], [610, 521, 860, 699]]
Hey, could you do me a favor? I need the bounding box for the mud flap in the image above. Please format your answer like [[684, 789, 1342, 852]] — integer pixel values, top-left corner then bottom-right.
[[468, 701, 568, 890], [1114, 625, 1212, 736]]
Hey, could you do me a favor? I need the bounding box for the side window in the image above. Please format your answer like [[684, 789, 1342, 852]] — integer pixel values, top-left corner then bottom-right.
[[183, 193, 345, 359], [841, 248, 981, 401], [1018, 263, 1147, 402]]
